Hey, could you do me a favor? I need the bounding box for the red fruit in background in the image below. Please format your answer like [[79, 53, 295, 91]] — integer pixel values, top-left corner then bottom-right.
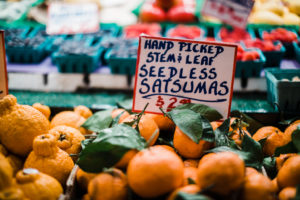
[[140, 3, 167, 23], [167, 5, 196, 23], [262, 28, 298, 43], [124, 23, 161, 39], [242, 51, 258, 61], [155, 0, 178, 11], [167, 25, 202, 39], [205, 37, 215, 42], [220, 27, 250, 42]]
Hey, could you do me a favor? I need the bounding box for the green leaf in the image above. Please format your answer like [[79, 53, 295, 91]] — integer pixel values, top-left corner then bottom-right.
[[174, 103, 223, 122], [258, 138, 268, 147], [81, 138, 95, 150], [77, 124, 146, 173], [81, 109, 113, 133], [214, 119, 237, 148], [175, 192, 211, 200], [117, 98, 133, 111], [241, 134, 264, 169], [168, 109, 203, 144], [209, 134, 264, 170], [294, 184, 300, 200], [187, 178, 196, 185], [263, 157, 277, 179], [275, 142, 298, 156], [231, 110, 264, 134], [199, 115, 215, 142], [292, 127, 300, 152]]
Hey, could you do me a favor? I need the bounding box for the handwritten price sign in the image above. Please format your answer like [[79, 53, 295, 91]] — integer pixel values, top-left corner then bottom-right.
[[202, 0, 254, 29], [133, 35, 237, 119], [47, 3, 99, 35], [0, 31, 8, 99]]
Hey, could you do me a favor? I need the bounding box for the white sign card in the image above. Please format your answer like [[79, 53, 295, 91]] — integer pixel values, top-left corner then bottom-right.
[[202, 0, 254, 29], [47, 3, 99, 35], [133, 35, 237, 119], [0, 31, 8, 99]]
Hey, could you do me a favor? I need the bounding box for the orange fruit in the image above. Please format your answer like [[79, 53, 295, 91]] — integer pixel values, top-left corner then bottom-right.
[[74, 105, 93, 119], [253, 126, 287, 156], [121, 114, 160, 146], [49, 125, 85, 156], [6, 154, 23, 176], [245, 167, 258, 176], [183, 167, 198, 186], [276, 153, 297, 171], [284, 122, 300, 141], [241, 169, 276, 200], [111, 109, 130, 123], [210, 121, 222, 130], [32, 103, 51, 119], [156, 145, 175, 152], [50, 111, 88, 135], [88, 168, 128, 200], [0, 153, 13, 190], [173, 126, 213, 159], [115, 150, 138, 169], [24, 134, 74, 185], [0, 186, 25, 200], [0, 95, 49, 157], [146, 113, 175, 131], [277, 155, 300, 189], [291, 120, 300, 126], [16, 168, 63, 200], [272, 178, 279, 193], [0, 144, 8, 156], [167, 185, 201, 200], [197, 152, 245, 196], [278, 187, 296, 200], [183, 159, 199, 168], [76, 168, 97, 191], [127, 146, 184, 198]]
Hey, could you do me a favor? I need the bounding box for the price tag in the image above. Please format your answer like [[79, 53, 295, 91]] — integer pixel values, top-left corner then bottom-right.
[[133, 35, 237, 119], [0, 31, 8, 99], [47, 3, 99, 35], [202, 0, 254, 29]]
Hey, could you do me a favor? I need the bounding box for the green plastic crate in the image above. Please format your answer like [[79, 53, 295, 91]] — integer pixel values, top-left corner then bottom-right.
[[265, 68, 300, 113], [294, 41, 300, 64], [235, 49, 266, 78]]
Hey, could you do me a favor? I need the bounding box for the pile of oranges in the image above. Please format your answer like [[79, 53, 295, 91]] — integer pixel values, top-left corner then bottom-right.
[[1, 94, 300, 200], [0, 95, 91, 199]]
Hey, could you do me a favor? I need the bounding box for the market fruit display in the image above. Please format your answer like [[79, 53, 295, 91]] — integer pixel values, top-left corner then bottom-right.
[[0, 95, 49, 157], [1, 95, 300, 199]]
